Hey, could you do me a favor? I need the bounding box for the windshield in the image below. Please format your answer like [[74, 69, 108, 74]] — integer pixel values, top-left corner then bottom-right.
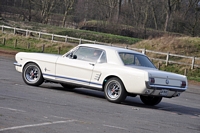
[[119, 52, 156, 68]]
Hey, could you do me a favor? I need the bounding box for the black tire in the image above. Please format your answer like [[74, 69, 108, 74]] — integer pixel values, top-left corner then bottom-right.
[[104, 77, 127, 103], [22, 63, 44, 86], [140, 95, 162, 106], [60, 83, 75, 90]]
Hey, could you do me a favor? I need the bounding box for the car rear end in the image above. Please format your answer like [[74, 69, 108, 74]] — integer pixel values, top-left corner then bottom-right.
[[144, 70, 187, 98]]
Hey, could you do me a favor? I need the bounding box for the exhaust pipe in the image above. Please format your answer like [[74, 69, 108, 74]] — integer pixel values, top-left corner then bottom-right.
[[176, 93, 180, 97], [173, 92, 181, 97]]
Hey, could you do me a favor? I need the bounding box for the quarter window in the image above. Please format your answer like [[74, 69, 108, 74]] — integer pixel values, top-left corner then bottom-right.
[[119, 52, 156, 68], [99, 52, 107, 63]]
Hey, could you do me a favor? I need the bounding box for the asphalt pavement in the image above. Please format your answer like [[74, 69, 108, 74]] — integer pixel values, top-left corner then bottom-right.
[[0, 55, 200, 133]]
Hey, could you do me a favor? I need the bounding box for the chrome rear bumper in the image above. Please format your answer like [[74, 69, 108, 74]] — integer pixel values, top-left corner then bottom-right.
[[145, 81, 186, 92]]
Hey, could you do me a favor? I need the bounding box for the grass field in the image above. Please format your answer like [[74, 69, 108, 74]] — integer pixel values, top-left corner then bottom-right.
[[0, 24, 200, 83]]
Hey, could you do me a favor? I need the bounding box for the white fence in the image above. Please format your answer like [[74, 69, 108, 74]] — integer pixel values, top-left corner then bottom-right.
[[1, 25, 109, 45], [129, 48, 199, 69], [1, 25, 200, 69]]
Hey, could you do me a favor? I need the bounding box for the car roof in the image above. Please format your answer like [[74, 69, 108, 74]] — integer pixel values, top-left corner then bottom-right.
[[79, 44, 143, 55]]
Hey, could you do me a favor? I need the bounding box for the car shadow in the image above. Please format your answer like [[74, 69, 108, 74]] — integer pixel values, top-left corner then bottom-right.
[[41, 84, 105, 99], [41, 84, 200, 118], [124, 97, 200, 117]]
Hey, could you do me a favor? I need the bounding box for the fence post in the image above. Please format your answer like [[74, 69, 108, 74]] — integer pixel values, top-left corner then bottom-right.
[[58, 47, 61, 54], [184, 69, 187, 76], [166, 52, 170, 66], [38, 32, 41, 39], [27, 43, 30, 49], [142, 48, 146, 54], [79, 38, 82, 44], [158, 63, 160, 70], [94, 40, 96, 44], [52, 34, 54, 42], [42, 45, 45, 53], [14, 28, 16, 34], [1, 25, 4, 33], [191, 56, 195, 69], [26, 29, 28, 37], [14, 39, 17, 48], [3, 38, 6, 45], [65, 36, 68, 42]]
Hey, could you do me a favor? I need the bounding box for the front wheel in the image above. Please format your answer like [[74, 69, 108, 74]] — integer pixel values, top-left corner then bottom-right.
[[22, 63, 44, 86], [104, 77, 127, 103], [140, 95, 162, 106]]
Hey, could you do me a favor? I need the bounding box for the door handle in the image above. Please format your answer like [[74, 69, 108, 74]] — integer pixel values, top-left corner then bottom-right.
[[89, 63, 95, 66]]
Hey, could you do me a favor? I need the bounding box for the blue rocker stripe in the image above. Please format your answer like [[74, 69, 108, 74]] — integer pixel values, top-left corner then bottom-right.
[[43, 73, 102, 86]]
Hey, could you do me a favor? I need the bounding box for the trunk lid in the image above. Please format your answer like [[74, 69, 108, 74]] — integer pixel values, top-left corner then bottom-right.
[[147, 69, 186, 87]]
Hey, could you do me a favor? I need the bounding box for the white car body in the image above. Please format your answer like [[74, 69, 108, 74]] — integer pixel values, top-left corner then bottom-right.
[[14, 44, 188, 105]]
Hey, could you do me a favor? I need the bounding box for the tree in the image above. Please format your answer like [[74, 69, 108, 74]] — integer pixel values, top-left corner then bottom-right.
[[62, 0, 75, 27], [20, 0, 32, 21], [41, 0, 57, 24], [30, 0, 57, 24], [182, 0, 200, 36], [163, 0, 182, 32], [95, 0, 118, 21], [116, 0, 122, 22]]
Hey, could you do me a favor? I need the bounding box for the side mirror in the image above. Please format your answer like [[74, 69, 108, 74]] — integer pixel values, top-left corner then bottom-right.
[[69, 53, 77, 59], [72, 55, 77, 59], [69, 53, 73, 58]]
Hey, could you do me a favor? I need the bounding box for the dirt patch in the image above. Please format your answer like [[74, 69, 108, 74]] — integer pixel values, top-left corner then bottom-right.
[[0, 50, 18, 57], [188, 80, 200, 86]]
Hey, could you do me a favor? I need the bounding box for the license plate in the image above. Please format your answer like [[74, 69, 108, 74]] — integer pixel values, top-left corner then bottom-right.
[[160, 90, 168, 96]]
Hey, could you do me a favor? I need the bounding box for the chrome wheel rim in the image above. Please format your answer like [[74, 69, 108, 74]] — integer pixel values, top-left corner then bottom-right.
[[25, 66, 40, 83], [107, 81, 121, 99]]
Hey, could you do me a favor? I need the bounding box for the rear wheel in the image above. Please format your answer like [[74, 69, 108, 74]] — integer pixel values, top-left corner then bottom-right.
[[22, 63, 44, 86], [140, 95, 162, 106], [104, 77, 127, 103]]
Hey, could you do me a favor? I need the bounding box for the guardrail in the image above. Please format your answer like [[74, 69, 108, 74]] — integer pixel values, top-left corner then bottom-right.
[[0, 25, 199, 69]]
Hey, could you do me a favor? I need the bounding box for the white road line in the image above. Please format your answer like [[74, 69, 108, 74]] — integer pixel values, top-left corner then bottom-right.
[[50, 115, 70, 120], [0, 120, 76, 132], [103, 124, 128, 131], [0, 107, 26, 112]]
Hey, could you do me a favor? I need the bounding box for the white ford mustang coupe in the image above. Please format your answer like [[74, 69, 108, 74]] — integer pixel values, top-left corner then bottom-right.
[[14, 44, 188, 105]]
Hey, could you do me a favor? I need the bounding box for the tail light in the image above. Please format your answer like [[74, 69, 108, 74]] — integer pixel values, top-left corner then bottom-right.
[[181, 81, 186, 88]]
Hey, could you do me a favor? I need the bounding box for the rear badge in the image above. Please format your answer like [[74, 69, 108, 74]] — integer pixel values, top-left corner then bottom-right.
[[166, 79, 169, 84]]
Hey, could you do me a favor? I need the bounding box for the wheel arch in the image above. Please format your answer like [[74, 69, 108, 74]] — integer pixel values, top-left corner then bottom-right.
[[22, 61, 44, 86], [23, 61, 41, 71], [22, 61, 44, 78], [102, 75, 127, 91]]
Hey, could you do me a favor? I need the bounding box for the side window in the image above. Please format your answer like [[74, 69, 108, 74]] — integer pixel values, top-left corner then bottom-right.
[[119, 53, 142, 66], [119, 53, 134, 65], [73, 46, 103, 62], [89, 49, 102, 62], [134, 56, 141, 66], [73, 47, 89, 60], [119, 52, 156, 68]]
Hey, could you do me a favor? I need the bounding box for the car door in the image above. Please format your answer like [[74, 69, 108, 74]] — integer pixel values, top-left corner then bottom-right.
[[89, 51, 107, 88], [55, 46, 103, 86]]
